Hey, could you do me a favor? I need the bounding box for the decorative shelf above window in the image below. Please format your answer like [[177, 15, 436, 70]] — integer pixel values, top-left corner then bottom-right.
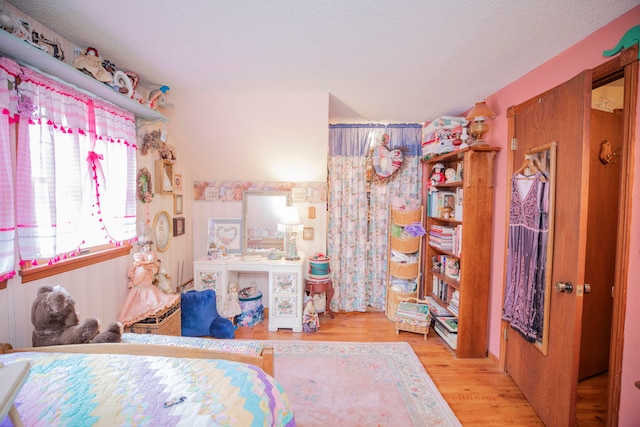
[[0, 30, 166, 122]]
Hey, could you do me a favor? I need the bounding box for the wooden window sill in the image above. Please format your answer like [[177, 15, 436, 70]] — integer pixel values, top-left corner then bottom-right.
[[19, 245, 132, 283]]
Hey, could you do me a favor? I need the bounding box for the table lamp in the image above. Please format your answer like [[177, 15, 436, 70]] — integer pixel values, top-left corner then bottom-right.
[[278, 207, 303, 261], [465, 101, 496, 146]]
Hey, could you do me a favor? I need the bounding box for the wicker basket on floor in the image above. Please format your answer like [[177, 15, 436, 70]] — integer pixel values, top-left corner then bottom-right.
[[386, 288, 417, 321], [128, 302, 181, 336], [394, 297, 430, 340]]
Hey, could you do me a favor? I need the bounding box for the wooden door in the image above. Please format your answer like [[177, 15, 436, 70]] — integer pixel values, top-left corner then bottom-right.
[[505, 70, 591, 426], [580, 108, 623, 380]]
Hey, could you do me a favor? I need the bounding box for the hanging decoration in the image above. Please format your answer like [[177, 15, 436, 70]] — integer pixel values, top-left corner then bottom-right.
[[371, 133, 404, 179], [140, 129, 176, 160], [137, 167, 154, 203]]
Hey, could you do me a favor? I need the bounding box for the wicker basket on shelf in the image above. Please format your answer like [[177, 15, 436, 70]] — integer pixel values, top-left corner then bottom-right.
[[390, 235, 421, 253], [389, 260, 419, 279], [391, 208, 421, 226]]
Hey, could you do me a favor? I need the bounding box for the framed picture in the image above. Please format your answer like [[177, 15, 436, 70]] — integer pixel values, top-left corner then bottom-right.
[[207, 218, 242, 254], [153, 210, 172, 252], [291, 187, 306, 202], [173, 217, 185, 236], [204, 186, 219, 201], [173, 194, 183, 215], [303, 227, 314, 240], [173, 174, 183, 191]]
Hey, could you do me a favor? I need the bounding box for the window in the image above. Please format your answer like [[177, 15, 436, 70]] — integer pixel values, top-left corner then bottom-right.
[[0, 56, 137, 283]]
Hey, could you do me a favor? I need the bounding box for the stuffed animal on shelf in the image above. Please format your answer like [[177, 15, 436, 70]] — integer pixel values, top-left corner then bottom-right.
[[31, 285, 123, 347], [302, 296, 320, 333]]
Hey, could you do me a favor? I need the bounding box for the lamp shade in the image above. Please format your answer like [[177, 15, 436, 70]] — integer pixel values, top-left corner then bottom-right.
[[466, 101, 496, 121], [279, 206, 300, 225], [278, 206, 301, 231]]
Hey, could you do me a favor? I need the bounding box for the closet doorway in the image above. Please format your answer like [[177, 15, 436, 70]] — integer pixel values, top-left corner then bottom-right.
[[501, 47, 636, 427], [575, 76, 624, 424]]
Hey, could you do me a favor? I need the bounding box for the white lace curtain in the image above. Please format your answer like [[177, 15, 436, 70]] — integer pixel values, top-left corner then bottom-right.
[[328, 124, 422, 312], [0, 56, 137, 277]]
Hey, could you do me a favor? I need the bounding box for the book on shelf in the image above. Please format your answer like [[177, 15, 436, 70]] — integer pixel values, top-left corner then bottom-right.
[[396, 301, 430, 320], [433, 319, 458, 349], [429, 191, 456, 219], [426, 296, 454, 317], [454, 187, 463, 221], [436, 316, 458, 333], [447, 303, 459, 316]]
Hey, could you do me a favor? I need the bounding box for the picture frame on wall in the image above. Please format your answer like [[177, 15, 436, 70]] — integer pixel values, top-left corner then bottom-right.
[[303, 227, 314, 240], [207, 218, 242, 254], [174, 194, 183, 215], [173, 217, 186, 236], [173, 174, 183, 192]]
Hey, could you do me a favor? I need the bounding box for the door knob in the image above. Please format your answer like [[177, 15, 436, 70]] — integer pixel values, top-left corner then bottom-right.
[[584, 284, 591, 294], [554, 281, 573, 293]]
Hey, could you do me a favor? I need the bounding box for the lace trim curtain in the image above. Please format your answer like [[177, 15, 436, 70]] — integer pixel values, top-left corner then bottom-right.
[[328, 124, 422, 312], [0, 56, 137, 266], [0, 58, 18, 280]]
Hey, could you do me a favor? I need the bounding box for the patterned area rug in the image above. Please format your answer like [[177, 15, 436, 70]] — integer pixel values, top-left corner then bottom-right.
[[272, 341, 461, 427]]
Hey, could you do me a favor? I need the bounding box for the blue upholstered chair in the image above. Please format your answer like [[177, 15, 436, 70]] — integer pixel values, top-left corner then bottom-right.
[[181, 290, 234, 339]]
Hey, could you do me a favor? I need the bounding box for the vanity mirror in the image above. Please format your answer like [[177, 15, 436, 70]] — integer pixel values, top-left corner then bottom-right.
[[242, 191, 291, 256]]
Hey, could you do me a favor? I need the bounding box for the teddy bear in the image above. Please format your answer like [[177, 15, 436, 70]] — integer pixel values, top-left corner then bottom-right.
[[31, 285, 123, 347]]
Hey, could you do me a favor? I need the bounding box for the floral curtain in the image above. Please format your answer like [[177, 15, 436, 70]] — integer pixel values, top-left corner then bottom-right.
[[328, 124, 422, 312]]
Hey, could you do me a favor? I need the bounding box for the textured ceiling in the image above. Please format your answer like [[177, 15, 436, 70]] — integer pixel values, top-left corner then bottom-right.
[[6, 0, 639, 122]]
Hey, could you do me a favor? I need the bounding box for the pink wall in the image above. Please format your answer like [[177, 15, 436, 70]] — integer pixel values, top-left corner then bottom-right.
[[484, 7, 640, 423]]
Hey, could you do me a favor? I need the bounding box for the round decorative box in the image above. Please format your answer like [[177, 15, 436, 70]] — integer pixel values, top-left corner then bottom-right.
[[309, 256, 331, 276], [236, 291, 264, 327]]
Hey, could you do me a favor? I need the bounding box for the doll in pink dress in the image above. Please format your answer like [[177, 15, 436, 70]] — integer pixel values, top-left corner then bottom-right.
[[117, 239, 179, 327]]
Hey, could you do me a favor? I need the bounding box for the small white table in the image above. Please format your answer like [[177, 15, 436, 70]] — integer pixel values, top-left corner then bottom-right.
[[0, 361, 31, 427]]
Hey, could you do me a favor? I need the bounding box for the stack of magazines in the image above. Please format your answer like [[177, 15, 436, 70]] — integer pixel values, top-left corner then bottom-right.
[[396, 300, 430, 322]]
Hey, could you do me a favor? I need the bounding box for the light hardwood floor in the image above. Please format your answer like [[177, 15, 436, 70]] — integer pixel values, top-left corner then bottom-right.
[[235, 309, 607, 426]]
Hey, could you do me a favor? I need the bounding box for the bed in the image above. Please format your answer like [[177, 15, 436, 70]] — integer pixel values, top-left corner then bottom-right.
[[0, 335, 293, 426]]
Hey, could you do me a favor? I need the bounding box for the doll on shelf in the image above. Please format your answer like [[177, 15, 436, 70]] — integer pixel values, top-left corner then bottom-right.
[[117, 236, 179, 327], [222, 283, 243, 326], [430, 163, 446, 187], [302, 296, 320, 333]]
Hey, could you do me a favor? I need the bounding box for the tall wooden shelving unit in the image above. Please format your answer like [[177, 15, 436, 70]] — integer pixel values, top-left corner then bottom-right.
[[423, 146, 499, 358]]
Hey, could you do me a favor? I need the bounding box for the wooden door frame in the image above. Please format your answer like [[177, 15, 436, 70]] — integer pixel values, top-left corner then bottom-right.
[[498, 46, 637, 427]]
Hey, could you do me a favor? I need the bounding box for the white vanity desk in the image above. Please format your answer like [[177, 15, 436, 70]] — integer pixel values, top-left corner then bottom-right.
[[193, 253, 306, 332]]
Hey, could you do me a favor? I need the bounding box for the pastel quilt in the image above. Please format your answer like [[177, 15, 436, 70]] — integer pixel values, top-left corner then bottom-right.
[[0, 351, 295, 427]]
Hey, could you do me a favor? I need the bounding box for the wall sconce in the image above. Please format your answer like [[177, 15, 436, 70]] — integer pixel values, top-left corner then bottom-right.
[[465, 101, 496, 146], [278, 206, 303, 261], [308, 206, 316, 219]]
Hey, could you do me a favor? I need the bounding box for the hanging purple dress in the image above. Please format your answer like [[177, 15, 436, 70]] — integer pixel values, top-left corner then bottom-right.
[[502, 172, 548, 342]]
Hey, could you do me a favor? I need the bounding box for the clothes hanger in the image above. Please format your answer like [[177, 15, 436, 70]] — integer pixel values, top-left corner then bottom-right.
[[514, 155, 547, 182]]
